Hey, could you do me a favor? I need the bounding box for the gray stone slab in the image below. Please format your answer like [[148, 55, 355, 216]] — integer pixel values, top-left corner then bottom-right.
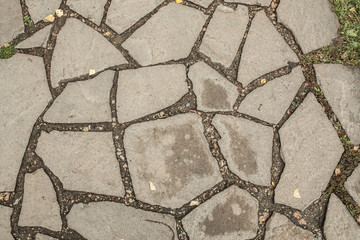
[[212, 115, 273, 186], [51, 18, 127, 87], [36, 131, 124, 196], [237, 11, 298, 86], [276, 94, 343, 210], [0, 0, 23, 45], [68, 0, 108, 25], [200, 5, 248, 67], [44, 70, 114, 123], [124, 114, 222, 208], [0, 206, 12, 239], [36, 235, 57, 240], [238, 67, 304, 124], [224, 0, 271, 6], [17, 25, 52, 48], [19, 169, 62, 231], [277, 0, 339, 54], [324, 195, 360, 239], [68, 202, 177, 240], [122, 3, 206, 65], [345, 166, 360, 204], [191, 0, 214, 8], [183, 185, 258, 239], [26, 0, 61, 23], [0, 55, 51, 191], [315, 64, 360, 144], [116, 65, 188, 123], [189, 62, 239, 111]]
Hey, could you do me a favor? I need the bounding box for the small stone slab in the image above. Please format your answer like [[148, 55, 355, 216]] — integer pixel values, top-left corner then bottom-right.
[[238, 67, 304, 124], [19, 169, 62, 230], [183, 185, 258, 239], [0, 1, 23, 45], [17, 25, 52, 48], [44, 70, 114, 123], [68, 202, 176, 240], [191, 0, 214, 8], [0, 206, 12, 239], [212, 115, 273, 186], [277, 0, 339, 54], [122, 3, 206, 65], [237, 11, 297, 86], [124, 114, 222, 208], [189, 62, 238, 111], [116, 65, 188, 123], [276, 94, 343, 210], [345, 166, 360, 204], [68, 0, 108, 25], [36, 235, 57, 240], [200, 5, 248, 67], [26, 0, 61, 23], [36, 131, 124, 196], [224, 0, 271, 5]]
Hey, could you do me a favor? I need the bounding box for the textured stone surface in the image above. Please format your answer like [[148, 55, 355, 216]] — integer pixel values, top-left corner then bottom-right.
[[122, 3, 206, 65], [189, 62, 238, 111], [0, 0, 23, 45], [237, 11, 297, 86], [192, 0, 214, 8], [183, 186, 258, 239], [26, 0, 61, 23], [345, 166, 360, 204], [277, 0, 339, 53], [68, 0, 108, 25], [17, 25, 52, 48], [36, 234, 57, 240], [68, 202, 177, 240], [36, 132, 124, 196], [276, 94, 343, 210], [0, 206, 12, 239], [225, 0, 271, 5], [200, 5, 248, 67], [116, 65, 188, 122]]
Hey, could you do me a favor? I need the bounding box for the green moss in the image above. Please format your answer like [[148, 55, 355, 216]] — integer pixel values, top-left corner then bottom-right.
[[0, 44, 15, 59]]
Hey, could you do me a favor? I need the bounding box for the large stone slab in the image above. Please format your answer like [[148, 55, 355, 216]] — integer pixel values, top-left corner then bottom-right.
[[212, 115, 273, 186], [68, 202, 177, 240], [224, 0, 271, 6], [189, 62, 238, 111], [26, 0, 61, 23], [345, 166, 360, 204], [68, 0, 108, 25], [276, 94, 343, 210], [183, 185, 258, 239], [192, 0, 213, 8], [36, 131, 124, 196], [0, 0, 23, 45], [122, 3, 206, 65], [277, 0, 339, 54], [315, 64, 360, 144], [200, 5, 248, 67], [0, 55, 51, 191], [124, 114, 222, 208], [237, 11, 297, 86], [116, 65, 188, 123], [0, 206, 12, 239], [17, 25, 52, 48]]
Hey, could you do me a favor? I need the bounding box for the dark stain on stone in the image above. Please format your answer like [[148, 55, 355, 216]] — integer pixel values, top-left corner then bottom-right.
[[201, 79, 231, 109]]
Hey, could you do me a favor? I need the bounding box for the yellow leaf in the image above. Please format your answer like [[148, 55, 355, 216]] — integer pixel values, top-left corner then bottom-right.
[[44, 14, 55, 22], [176, 0, 183, 3]]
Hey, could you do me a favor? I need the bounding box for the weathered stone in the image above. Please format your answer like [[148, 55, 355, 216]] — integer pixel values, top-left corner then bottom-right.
[[51, 18, 127, 87], [315, 64, 360, 144], [124, 114, 222, 208], [276, 94, 343, 210], [26, 0, 61, 23], [238, 67, 304, 124], [237, 11, 297, 86], [345, 166, 360, 204], [183, 185, 258, 239], [68, 0, 108, 25], [200, 5, 248, 67], [277, 0, 339, 53], [44, 71, 114, 123], [36, 131, 124, 196], [212, 115, 273, 186], [19, 169, 62, 230], [0, 55, 51, 191], [68, 202, 176, 240], [122, 3, 206, 65], [0, 206, 12, 239], [0, 1, 23, 45], [36, 235, 57, 240], [116, 65, 188, 123], [189, 62, 238, 111], [192, 0, 213, 8], [224, 0, 271, 5], [17, 25, 52, 48]]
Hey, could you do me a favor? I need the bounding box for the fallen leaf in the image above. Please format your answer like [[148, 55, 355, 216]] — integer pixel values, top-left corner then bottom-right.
[[335, 168, 341, 176], [44, 14, 55, 22], [103, 32, 111, 37], [354, 146, 359, 151], [190, 200, 200, 206], [55, 9, 64, 17], [176, 0, 183, 3], [298, 218, 307, 225], [149, 181, 156, 191], [293, 211, 302, 219], [293, 188, 301, 199], [89, 69, 96, 75]]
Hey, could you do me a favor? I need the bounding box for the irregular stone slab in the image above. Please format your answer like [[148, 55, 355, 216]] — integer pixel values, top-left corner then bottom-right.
[[68, 0, 108, 25], [0, 55, 51, 191], [324, 195, 360, 239], [68, 202, 176, 240], [212, 115, 273, 186], [116, 65, 188, 123], [224, 0, 271, 5], [51, 18, 127, 87], [189, 62, 238, 111], [36, 131, 124, 196], [0, 1, 23, 45], [315, 64, 360, 144], [192, 0, 214, 8], [237, 11, 297, 86], [124, 114, 222, 208], [107, 0, 163, 34], [19, 169, 62, 230], [44, 71, 114, 123], [277, 0, 339, 54], [200, 5, 248, 67], [276, 94, 343, 210], [0, 206, 12, 239], [345, 166, 360, 204], [183, 185, 258, 239], [17, 25, 52, 48], [265, 213, 316, 240], [238, 67, 304, 124], [26, 0, 61, 23], [122, 3, 206, 65], [36, 235, 57, 240]]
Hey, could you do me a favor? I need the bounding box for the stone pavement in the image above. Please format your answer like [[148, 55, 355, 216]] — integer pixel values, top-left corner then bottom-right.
[[0, 0, 359, 239]]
